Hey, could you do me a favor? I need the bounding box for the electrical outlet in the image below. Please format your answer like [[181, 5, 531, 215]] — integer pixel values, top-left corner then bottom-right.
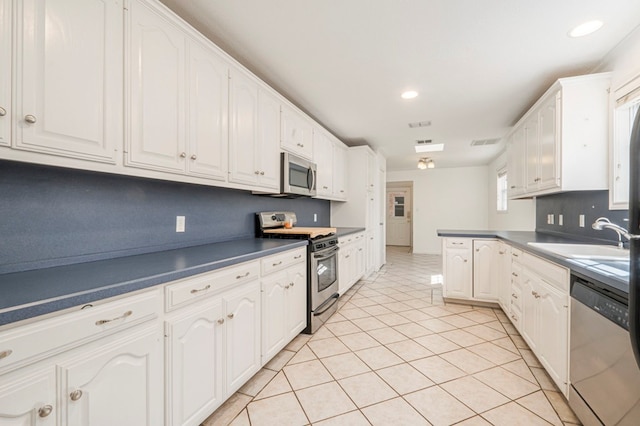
[[176, 216, 185, 232], [558, 214, 563, 226], [313, 213, 317, 223], [579, 214, 585, 228], [547, 214, 554, 225]]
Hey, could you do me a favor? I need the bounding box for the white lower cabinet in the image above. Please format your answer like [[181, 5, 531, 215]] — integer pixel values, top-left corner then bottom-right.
[[165, 299, 224, 426], [59, 325, 164, 426], [0, 365, 56, 425], [521, 252, 569, 396], [261, 257, 306, 362], [442, 238, 473, 299], [472, 240, 500, 300], [338, 232, 365, 295], [496, 242, 512, 312]]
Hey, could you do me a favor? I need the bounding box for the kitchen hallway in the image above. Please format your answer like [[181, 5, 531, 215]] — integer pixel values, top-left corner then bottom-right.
[[203, 246, 580, 426]]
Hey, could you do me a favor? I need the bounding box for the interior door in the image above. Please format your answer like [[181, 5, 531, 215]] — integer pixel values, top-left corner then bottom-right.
[[386, 187, 411, 246]]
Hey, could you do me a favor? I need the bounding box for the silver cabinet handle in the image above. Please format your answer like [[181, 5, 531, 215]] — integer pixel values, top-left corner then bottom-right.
[[290, 282, 295, 287], [297, 143, 304, 147], [510, 185, 516, 189], [272, 261, 282, 267], [227, 313, 234, 319], [254, 170, 260, 174], [179, 152, 186, 158], [340, 190, 345, 193], [285, 285, 290, 289], [345, 254, 350, 258], [532, 291, 540, 299], [217, 318, 224, 324], [95, 310, 132, 326], [190, 284, 211, 294], [38, 405, 53, 418], [499, 251, 505, 254], [511, 314, 517, 321], [512, 253, 519, 257], [512, 272, 518, 277], [463, 259, 468, 262], [452, 242, 463, 245], [0, 107, 6, 116], [260, 171, 265, 175], [236, 272, 250, 279], [70, 390, 83, 401], [190, 154, 197, 160], [511, 293, 518, 299], [0, 349, 12, 360], [24, 114, 37, 124], [294, 255, 302, 259]]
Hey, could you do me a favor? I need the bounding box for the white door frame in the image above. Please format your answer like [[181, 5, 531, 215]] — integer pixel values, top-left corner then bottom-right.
[[386, 181, 413, 251]]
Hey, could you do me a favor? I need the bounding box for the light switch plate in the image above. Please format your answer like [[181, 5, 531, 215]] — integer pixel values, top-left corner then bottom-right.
[[579, 214, 585, 228], [176, 216, 185, 232]]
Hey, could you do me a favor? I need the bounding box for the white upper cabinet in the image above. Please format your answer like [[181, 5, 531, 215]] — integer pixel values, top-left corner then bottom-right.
[[313, 128, 334, 198], [281, 104, 313, 159], [127, 0, 186, 173], [14, 0, 123, 163], [507, 73, 611, 198], [228, 67, 280, 190], [186, 39, 229, 181], [127, 0, 228, 181], [0, 0, 10, 147], [332, 141, 348, 200]]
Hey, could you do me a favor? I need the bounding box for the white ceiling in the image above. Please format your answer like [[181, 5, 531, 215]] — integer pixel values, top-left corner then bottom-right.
[[158, 0, 640, 171]]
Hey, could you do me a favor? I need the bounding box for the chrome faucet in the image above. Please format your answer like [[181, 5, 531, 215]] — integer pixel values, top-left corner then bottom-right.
[[591, 217, 631, 249]]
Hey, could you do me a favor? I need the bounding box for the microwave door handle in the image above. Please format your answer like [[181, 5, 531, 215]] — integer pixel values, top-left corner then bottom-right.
[[307, 168, 316, 192]]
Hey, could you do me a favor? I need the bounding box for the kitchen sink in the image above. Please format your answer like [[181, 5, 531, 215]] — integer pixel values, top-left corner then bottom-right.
[[526, 242, 630, 261]]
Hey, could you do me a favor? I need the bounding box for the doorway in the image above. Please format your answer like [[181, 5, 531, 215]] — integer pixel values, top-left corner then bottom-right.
[[386, 182, 413, 250]]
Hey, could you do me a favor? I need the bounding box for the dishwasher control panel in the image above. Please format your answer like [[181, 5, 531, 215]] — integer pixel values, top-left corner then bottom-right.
[[571, 275, 629, 330]]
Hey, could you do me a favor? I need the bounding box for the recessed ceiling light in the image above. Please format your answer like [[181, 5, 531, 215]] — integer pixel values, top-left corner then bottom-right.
[[401, 91, 418, 99], [415, 143, 444, 153], [569, 20, 603, 37]]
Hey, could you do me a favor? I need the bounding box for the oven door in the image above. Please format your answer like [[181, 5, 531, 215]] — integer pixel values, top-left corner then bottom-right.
[[310, 245, 339, 310]]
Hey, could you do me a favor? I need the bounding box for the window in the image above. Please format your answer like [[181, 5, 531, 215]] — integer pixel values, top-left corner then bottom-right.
[[497, 168, 508, 212], [394, 196, 405, 217]]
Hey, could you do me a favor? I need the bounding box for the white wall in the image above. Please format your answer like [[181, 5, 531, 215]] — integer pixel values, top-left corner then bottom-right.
[[387, 166, 489, 255], [487, 152, 536, 231], [595, 25, 640, 89]]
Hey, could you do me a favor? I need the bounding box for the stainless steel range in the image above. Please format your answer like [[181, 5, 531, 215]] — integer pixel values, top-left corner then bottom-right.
[[257, 211, 339, 333]]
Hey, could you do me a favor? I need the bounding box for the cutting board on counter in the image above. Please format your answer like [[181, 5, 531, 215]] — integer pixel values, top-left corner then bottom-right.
[[263, 227, 336, 239]]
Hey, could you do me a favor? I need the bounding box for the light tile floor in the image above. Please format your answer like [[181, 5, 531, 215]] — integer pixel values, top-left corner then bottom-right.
[[203, 246, 581, 426]]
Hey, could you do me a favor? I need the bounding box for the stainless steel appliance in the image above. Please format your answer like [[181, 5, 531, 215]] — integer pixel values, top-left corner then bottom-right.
[[256, 211, 339, 333], [281, 152, 317, 197], [569, 274, 640, 425]]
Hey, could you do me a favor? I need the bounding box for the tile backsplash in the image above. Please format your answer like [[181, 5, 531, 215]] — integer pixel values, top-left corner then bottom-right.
[[535, 190, 628, 244], [0, 161, 330, 274]]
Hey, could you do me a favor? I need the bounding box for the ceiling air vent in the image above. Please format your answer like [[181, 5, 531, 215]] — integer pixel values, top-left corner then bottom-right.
[[416, 139, 433, 144], [408, 120, 431, 129], [470, 138, 500, 146]]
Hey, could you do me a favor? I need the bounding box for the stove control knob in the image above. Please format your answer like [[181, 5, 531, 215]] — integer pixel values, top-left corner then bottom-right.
[[271, 215, 277, 220]]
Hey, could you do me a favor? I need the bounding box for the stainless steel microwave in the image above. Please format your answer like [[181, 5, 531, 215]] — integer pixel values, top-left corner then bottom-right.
[[282, 152, 317, 197]]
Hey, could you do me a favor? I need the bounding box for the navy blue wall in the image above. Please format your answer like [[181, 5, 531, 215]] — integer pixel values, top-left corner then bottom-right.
[[0, 161, 330, 273], [536, 190, 628, 245]]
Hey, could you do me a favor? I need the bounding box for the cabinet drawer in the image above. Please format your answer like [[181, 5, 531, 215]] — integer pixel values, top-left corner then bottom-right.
[[510, 283, 522, 311], [508, 305, 521, 329], [0, 289, 160, 373], [165, 262, 259, 311], [511, 247, 523, 262], [445, 238, 471, 249], [522, 253, 569, 292], [261, 247, 306, 276]]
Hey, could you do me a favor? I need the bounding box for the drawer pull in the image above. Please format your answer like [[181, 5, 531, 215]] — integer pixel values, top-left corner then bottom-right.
[[345, 254, 350, 258], [294, 255, 302, 259], [70, 390, 83, 401], [0, 349, 12, 360], [0, 106, 6, 116], [452, 242, 463, 245], [236, 272, 250, 279], [190, 284, 211, 294], [512, 293, 518, 299], [532, 291, 541, 299], [38, 405, 53, 418], [272, 261, 283, 267], [95, 310, 132, 326], [499, 251, 505, 254], [512, 253, 519, 257], [290, 282, 295, 287], [285, 285, 290, 289], [511, 315, 517, 321], [512, 272, 518, 277], [227, 313, 234, 319], [217, 318, 225, 324]]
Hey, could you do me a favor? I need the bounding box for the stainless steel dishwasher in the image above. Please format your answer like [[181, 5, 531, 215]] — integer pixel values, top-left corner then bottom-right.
[[569, 274, 640, 425]]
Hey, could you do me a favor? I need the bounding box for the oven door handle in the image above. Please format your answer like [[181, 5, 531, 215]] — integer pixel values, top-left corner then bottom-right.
[[314, 246, 339, 259], [314, 293, 339, 316]]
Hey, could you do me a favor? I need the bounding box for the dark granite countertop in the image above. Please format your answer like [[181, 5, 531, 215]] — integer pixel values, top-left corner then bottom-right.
[[335, 227, 366, 238], [437, 230, 629, 297], [0, 238, 308, 327]]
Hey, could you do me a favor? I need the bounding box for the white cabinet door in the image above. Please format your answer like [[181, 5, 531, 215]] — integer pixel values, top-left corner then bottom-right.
[[228, 68, 259, 186], [127, 0, 186, 173], [355, 238, 365, 280], [166, 299, 224, 426], [286, 262, 307, 338], [60, 326, 163, 426], [256, 89, 281, 190], [537, 283, 568, 393], [0, 366, 56, 425], [281, 104, 313, 159], [313, 130, 333, 198], [187, 39, 228, 181], [520, 271, 538, 352], [524, 112, 540, 191], [261, 272, 288, 362], [332, 141, 348, 200], [15, 0, 122, 163], [507, 129, 526, 197], [0, 0, 10, 147], [537, 92, 560, 190], [473, 240, 499, 300], [443, 247, 472, 299], [223, 281, 261, 395], [338, 243, 352, 295]]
